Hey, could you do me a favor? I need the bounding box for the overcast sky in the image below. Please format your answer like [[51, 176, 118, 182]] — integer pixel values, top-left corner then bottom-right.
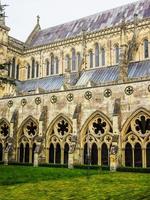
[[4, 0, 136, 42]]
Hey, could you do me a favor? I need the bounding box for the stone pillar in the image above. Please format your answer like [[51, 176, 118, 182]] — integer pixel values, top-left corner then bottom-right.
[[61, 148, 64, 165], [98, 147, 101, 166], [34, 152, 39, 167], [142, 148, 146, 168], [4, 151, 8, 165], [132, 148, 135, 167], [68, 153, 74, 169], [122, 148, 125, 167]]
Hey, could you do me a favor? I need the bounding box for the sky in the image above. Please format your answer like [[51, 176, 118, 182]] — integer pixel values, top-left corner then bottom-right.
[[3, 0, 137, 42]]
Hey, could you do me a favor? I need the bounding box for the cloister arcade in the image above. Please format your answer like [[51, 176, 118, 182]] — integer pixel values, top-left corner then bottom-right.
[[0, 108, 150, 168]]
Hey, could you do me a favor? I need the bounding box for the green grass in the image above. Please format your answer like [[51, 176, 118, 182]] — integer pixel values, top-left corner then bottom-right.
[[0, 166, 150, 200]]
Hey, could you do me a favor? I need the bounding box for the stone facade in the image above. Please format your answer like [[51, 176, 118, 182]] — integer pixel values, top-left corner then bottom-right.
[[0, 0, 150, 169]]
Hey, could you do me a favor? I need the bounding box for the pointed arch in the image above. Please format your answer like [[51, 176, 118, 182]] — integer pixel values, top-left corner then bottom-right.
[[64, 143, 69, 164], [17, 116, 39, 138], [0, 118, 10, 138], [101, 143, 109, 166], [121, 107, 150, 137], [46, 114, 72, 136], [80, 111, 112, 144]]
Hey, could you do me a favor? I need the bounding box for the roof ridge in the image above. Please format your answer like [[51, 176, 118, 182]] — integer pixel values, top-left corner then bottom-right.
[[40, 0, 140, 32]]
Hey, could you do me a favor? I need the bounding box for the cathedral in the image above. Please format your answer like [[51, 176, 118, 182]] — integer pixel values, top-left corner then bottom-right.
[[0, 0, 150, 170]]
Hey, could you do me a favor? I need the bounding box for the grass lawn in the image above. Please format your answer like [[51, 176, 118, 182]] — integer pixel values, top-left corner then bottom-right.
[[0, 166, 150, 200]]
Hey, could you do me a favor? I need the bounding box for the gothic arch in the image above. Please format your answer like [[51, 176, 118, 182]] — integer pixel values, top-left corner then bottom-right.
[[17, 116, 39, 141], [80, 111, 113, 148], [121, 107, 150, 137], [46, 114, 73, 147], [0, 118, 10, 139]]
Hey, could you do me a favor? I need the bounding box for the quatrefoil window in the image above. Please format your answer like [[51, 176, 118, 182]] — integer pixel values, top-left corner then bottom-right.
[[0, 123, 9, 137], [104, 89, 112, 98], [57, 120, 69, 136], [25, 121, 37, 136], [135, 116, 150, 134], [21, 99, 27, 106], [50, 95, 57, 104], [125, 86, 134, 95], [93, 118, 106, 134], [35, 97, 41, 105], [85, 91, 92, 100], [7, 100, 13, 108], [67, 93, 74, 102]]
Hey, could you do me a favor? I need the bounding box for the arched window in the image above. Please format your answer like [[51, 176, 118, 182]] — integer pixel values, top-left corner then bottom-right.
[[49, 143, 54, 163], [11, 57, 16, 79], [8, 61, 11, 77], [25, 143, 29, 163], [77, 52, 81, 70], [101, 143, 108, 166], [55, 143, 61, 164], [101, 48, 105, 66], [16, 64, 19, 80], [146, 143, 150, 168], [46, 59, 49, 76], [55, 57, 59, 74], [32, 143, 36, 163], [134, 143, 142, 167], [36, 62, 39, 78], [84, 143, 88, 164], [27, 64, 30, 79], [64, 143, 69, 164], [0, 143, 3, 161], [95, 43, 99, 67], [89, 51, 93, 68], [66, 55, 70, 70], [20, 143, 24, 163], [51, 54, 54, 75], [31, 58, 35, 78], [144, 39, 149, 59], [115, 45, 120, 64], [91, 143, 98, 165], [125, 143, 133, 167], [72, 49, 76, 71]]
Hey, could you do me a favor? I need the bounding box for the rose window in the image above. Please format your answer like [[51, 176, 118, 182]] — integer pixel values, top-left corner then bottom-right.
[[57, 120, 69, 136], [25, 121, 38, 136], [0, 123, 9, 137], [93, 118, 107, 135], [135, 116, 150, 135]]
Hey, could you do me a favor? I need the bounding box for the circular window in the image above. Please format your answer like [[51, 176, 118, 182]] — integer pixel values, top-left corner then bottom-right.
[[7, 100, 13, 108], [35, 97, 41, 105], [125, 86, 134, 95], [67, 93, 74, 102], [21, 98, 27, 106], [84, 91, 92, 100], [50, 95, 57, 104], [104, 89, 112, 98]]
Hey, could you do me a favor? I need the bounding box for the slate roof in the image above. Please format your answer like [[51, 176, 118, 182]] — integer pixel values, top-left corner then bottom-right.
[[28, 0, 150, 47], [16, 60, 150, 93]]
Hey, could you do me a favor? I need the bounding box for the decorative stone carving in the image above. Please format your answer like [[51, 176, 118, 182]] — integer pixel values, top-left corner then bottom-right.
[[50, 95, 57, 104], [125, 86, 134, 95], [84, 91, 92, 100]]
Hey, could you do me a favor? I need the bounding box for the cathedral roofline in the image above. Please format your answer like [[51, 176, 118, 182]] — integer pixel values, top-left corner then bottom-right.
[[24, 0, 150, 48]]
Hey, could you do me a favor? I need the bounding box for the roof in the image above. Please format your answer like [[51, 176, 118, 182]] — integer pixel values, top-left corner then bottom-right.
[[16, 60, 150, 93], [28, 0, 150, 48]]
